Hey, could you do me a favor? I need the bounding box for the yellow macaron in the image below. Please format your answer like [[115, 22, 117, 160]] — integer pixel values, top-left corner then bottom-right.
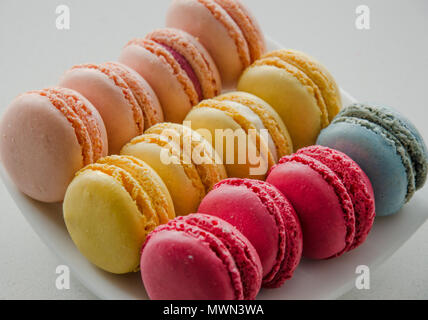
[[184, 94, 282, 180], [215, 91, 293, 156], [63, 155, 175, 274], [238, 49, 342, 149], [121, 123, 227, 216]]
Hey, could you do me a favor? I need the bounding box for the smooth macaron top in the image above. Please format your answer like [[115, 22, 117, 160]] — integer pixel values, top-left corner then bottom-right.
[[0, 88, 107, 203], [199, 178, 302, 288], [63, 155, 175, 274], [119, 28, 221, 123], [166, 0, 266, 87], [59, 63, 146, 154], [140, 213, 262, 300]]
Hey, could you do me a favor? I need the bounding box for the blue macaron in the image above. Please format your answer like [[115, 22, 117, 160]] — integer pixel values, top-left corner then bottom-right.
[[317, 103, 427, 217]]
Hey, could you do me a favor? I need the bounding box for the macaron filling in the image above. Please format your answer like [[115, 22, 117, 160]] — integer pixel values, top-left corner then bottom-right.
[[160, 44, 203, 101]]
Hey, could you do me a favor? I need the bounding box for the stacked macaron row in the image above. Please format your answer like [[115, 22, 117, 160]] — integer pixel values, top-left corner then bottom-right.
[[0, 0, 270, 204]]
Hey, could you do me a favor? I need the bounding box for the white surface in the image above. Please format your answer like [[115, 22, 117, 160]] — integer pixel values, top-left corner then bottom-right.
[[0, 0, 428, 300]]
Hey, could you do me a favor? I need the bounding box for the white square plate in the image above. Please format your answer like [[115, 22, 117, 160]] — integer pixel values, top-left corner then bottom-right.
[[1, 38, 427, 300]]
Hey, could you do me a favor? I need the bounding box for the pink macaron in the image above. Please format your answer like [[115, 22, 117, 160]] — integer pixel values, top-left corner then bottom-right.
[[198, 178, 303, 288], [140, 213, 262, 300], [166, 0, 266, 87], [59, 62, 162, 154], [0, 88, 108, 202], [119, 28, 221, 123], [266, 146, 375, 260]]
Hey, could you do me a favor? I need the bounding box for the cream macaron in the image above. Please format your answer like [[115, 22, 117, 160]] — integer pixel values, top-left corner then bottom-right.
[[184, 92, 292, 180]]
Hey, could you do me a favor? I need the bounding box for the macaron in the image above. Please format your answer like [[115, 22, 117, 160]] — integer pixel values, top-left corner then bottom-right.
[[140, 213, 262, 300], [215, 91, 293, 158], [59, 62, 162, 154], [0, 88, 108, 203], [184, 94, 282, 180], [267, 146, 375, 260], [166, 0, 266, 87], [317, 103, 428, 216], [63, 155, 175, 274], [119, 28, 221, 123], [198, 178, 303, 288], [238, 49, 342, 149], [121, 123, 227, 216]]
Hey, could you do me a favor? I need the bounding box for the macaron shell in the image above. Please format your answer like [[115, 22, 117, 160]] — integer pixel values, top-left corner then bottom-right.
[[64, 170, 149, 274], [0, 93, 84, 202], [141, 229, 237, 300], [103, 62, 164, 128], [238, 63, 323, 150], [59, 66, 143, 154], [166, 0, 250, 88], [267, 156, 355, 259], [317, 119, 409, 216], [121, 136, 205, 216], [119, 40, 196, 123], [146, 28, 222, 99], [264, 50, 341, 121]]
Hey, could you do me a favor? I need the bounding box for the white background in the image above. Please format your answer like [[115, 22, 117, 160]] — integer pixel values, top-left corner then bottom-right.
[[0, 0, 427, 299]]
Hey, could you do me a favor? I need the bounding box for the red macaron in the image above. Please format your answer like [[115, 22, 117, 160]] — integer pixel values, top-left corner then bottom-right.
[[266, 146, 375, 260], [140, 213, 262, 300], [198, 178, 303, 288]]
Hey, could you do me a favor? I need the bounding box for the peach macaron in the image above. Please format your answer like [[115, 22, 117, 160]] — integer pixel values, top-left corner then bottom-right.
[[0, 88, 107, 202], [166, 0, 266, 87], [59, 62, 163, 154], [119, 28, 221, 123]]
